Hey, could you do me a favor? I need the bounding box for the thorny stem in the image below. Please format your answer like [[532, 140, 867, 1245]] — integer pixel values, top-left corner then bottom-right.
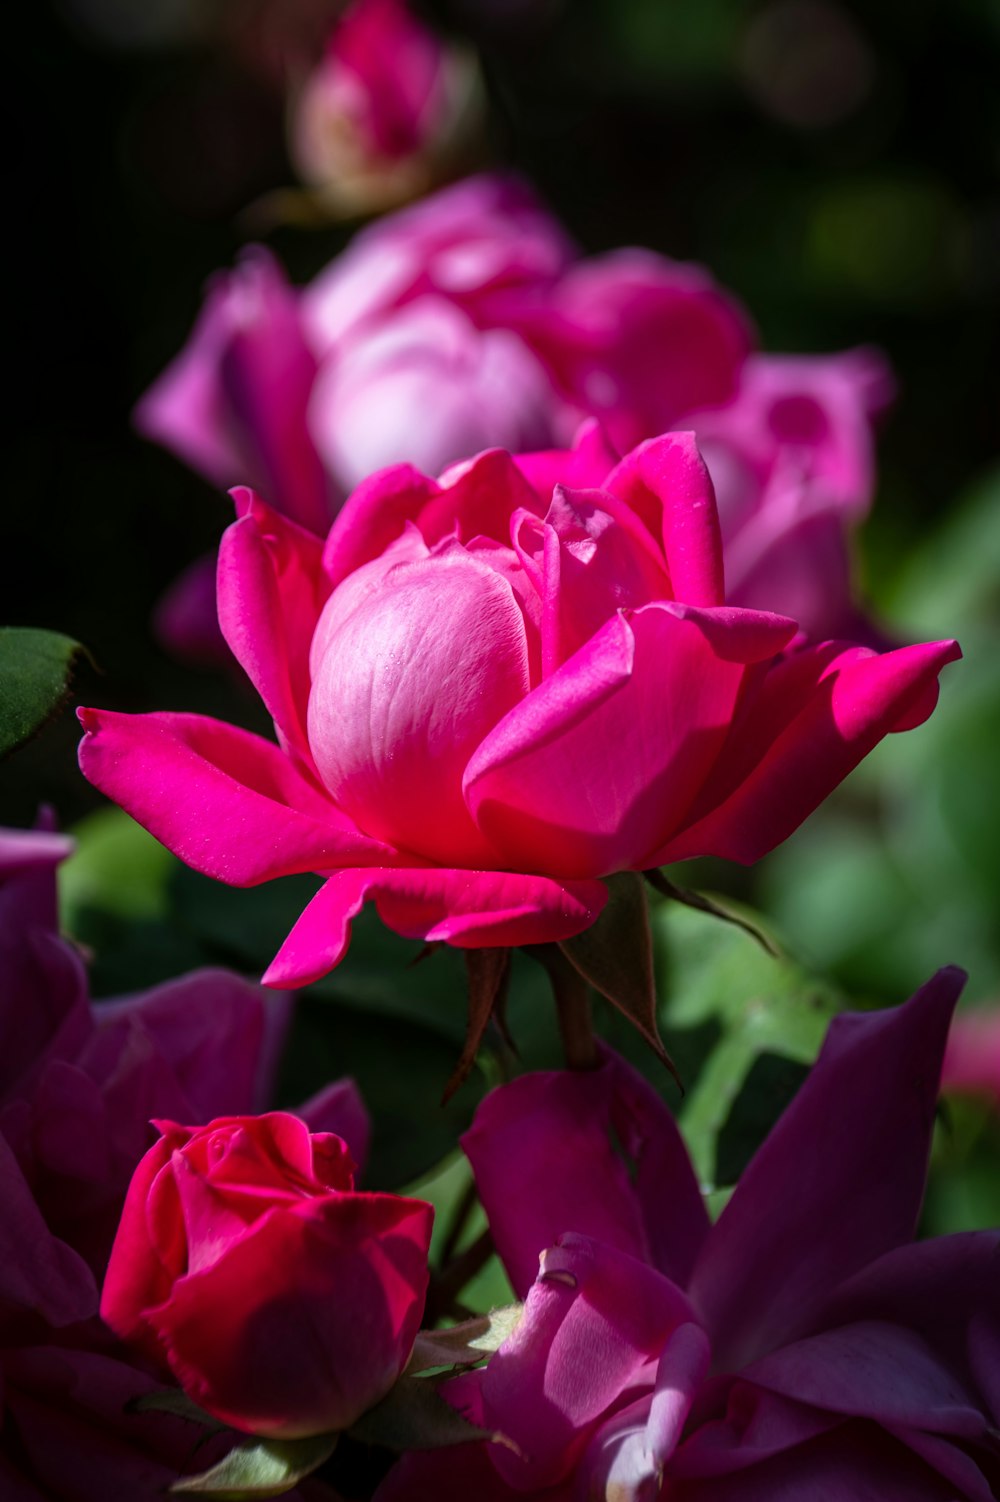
[[530, 944, 600, 1072]]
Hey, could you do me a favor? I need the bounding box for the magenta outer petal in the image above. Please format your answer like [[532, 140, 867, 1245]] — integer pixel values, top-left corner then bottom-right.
[[77, 708, 389, 885], [463, 1047, 708, 1299], [261, 867, 608, 987], [689, 968, 965, 1372], [514, 419, 621, 503], [100, 1134, 179, 1357], [322, 463, 440, 588], [217, 490, 330, 764], [606, 431, 726, 607], [655, 636, 962, 865], [466, 604, 793, 877], [482, 1234, 696, 1491]]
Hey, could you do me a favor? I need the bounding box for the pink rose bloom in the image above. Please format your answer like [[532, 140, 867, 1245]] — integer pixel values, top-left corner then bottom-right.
[[943, 1009, 1000, 1109], [136, 246, 333, 535], [516, 248, 754, 454], [101, 1112, 433, 1439], [689, 348, 896, 639], [290, 0, 483, 213], [140, 176, 888, 649], [378, 968, 1000, 1500], [79, 428, 958, 987], [301, 172, 575, 350], [308, 297, 561, 490]]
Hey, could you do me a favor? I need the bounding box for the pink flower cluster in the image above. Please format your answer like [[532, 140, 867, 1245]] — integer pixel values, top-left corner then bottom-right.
[[379, 969, 1000, 1500], [79, 426, 957, 987], [139, 173, 892, 661]]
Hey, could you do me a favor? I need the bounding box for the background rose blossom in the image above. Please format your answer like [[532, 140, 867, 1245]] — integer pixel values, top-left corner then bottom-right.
[[137, 175, 890, 657]]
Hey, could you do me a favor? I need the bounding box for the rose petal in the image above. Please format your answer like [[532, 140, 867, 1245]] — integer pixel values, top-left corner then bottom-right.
[[744, 1320, 988, 1438], [148, 1193, 432, 1437], [77, 708, 390, 885], [261, 866, 607, 987], [466, 603, 793, 877], [688, 968, 965, 1371], [462, 1047, 708, 1300], [217, 490, 330, 764], [606, 431, 726, 607], [655, 637, 962, 865], [483, 1234, 696, 1490]]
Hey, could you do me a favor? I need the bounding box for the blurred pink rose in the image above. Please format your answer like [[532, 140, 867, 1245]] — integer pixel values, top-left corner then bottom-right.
[[516, 247, 754, 453], [290, 0, 483, 214], [308, 297, 559, 489], [689, 348, 896, 639], [80, 429, 957, 987], [101, 1112, 433, 1438], [943, 1009, 1000, 1109], [140, 175, 891, 650], [378, 968, 1000, 1500], [136, 246, 333, 534], [301, 172, 575, 347]]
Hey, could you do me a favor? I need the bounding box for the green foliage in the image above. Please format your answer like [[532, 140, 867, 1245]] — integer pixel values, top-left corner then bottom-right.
[[761, 465, 1000, 1005], [648, 897, 842, 1189], [348, 1374, 506, 1453], [0, 627, 88, 760]]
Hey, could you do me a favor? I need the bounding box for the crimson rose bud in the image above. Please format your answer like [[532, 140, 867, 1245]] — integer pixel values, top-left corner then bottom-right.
[[100, 1113, 433, 1438]]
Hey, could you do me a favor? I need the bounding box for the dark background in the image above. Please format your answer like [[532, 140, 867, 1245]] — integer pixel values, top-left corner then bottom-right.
[[4, 0, 999, 824]]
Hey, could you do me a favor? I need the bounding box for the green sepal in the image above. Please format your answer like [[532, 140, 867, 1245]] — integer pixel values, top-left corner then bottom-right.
[[405, 1303, 523, 1374], [170, 1433, 337, 1498], [348, 1373, 518, 1454]]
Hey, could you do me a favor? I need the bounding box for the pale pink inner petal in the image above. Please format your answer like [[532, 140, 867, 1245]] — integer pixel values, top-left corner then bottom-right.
[[308, 549, 530, 865]]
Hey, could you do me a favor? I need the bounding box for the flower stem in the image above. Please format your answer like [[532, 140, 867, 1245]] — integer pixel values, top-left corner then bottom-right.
[[530, 944, 600, 1071]]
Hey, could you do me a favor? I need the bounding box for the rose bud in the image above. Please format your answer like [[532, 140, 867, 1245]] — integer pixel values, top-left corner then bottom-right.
[[100, 1113, 433, 1439], [289, 0, 485, 217]]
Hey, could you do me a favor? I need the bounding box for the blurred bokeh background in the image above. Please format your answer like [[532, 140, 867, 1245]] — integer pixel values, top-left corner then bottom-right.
[[4, 0, 999, 1226]]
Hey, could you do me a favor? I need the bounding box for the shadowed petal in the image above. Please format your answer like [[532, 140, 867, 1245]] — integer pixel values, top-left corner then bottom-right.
[[463, 1047, 707, 1299], [689, 969, 965, 1371]]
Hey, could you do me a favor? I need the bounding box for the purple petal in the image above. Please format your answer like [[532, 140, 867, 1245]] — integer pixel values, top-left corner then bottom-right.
[[689, 968, 965, 1371]]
